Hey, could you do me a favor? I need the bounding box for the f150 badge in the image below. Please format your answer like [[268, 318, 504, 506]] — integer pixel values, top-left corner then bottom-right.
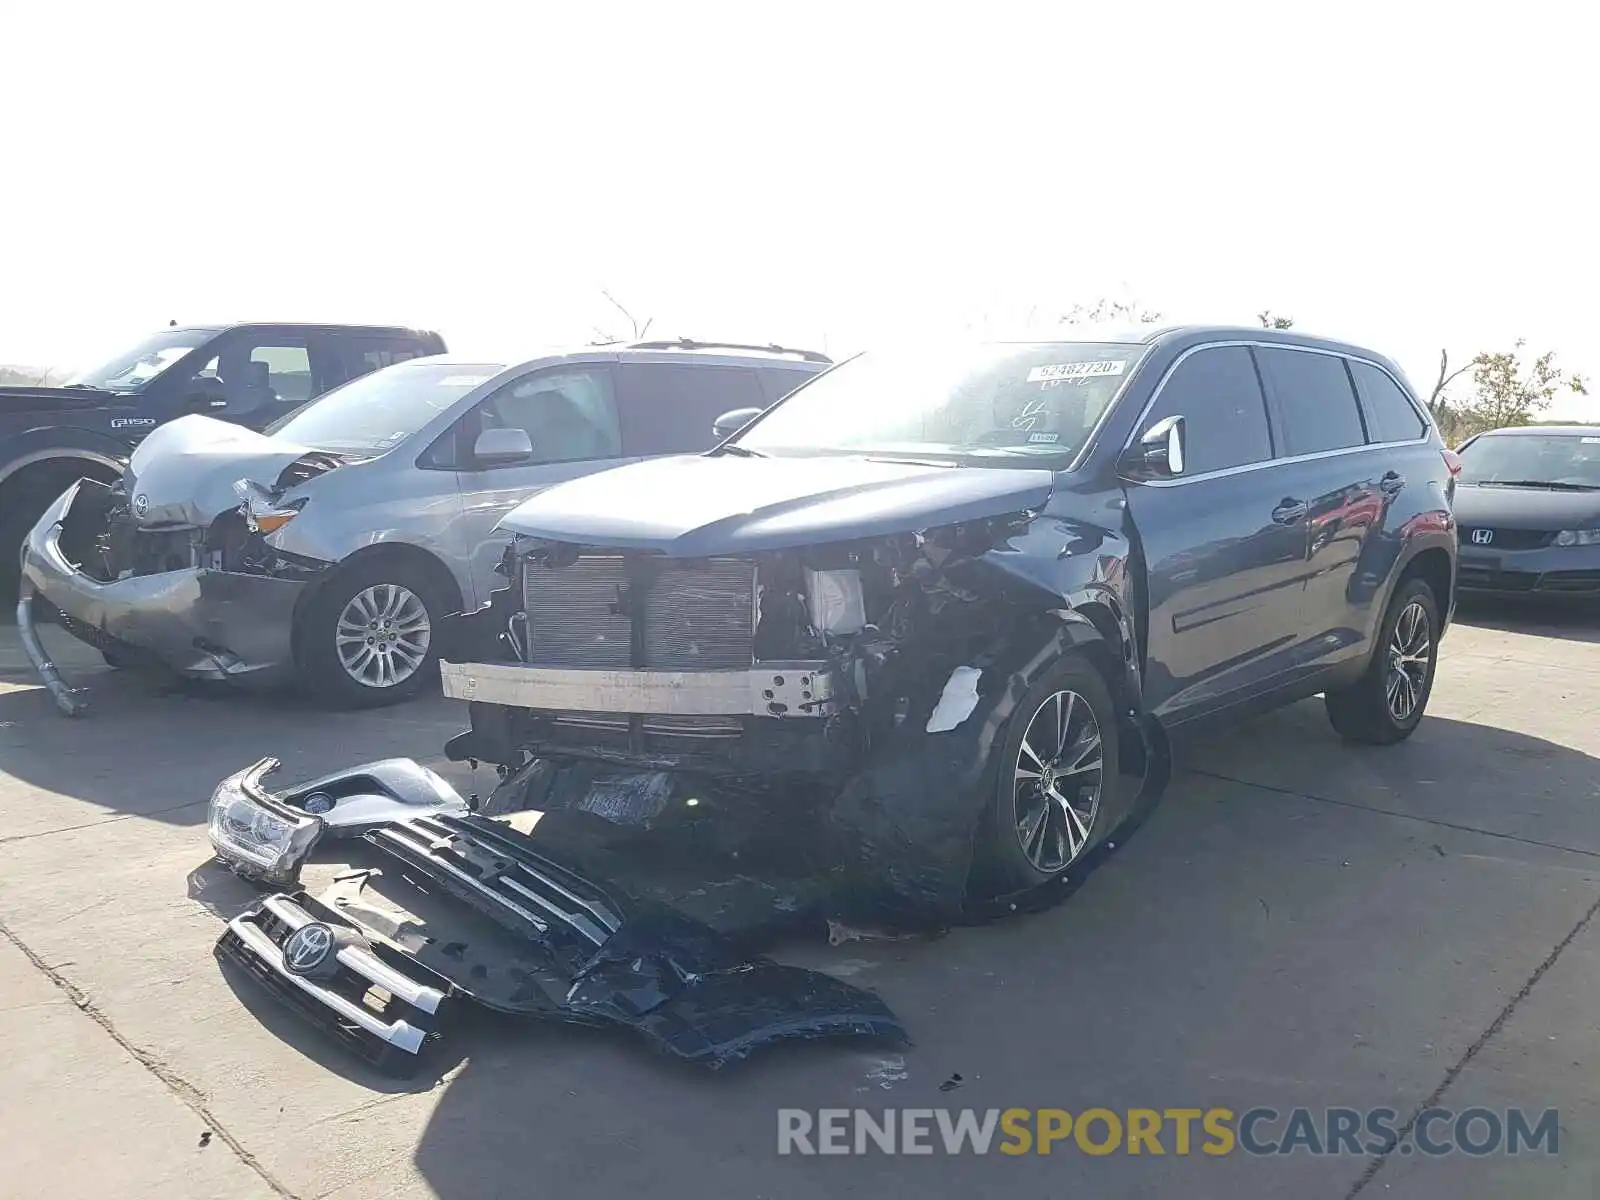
[[111, 417, 156, 429]]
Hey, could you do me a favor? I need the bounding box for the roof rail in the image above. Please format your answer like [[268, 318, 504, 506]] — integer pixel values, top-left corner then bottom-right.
[[627, 337, 832, 365]]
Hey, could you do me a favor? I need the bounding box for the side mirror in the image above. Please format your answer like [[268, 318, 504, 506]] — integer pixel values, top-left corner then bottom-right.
[[186, 376, 228, 411], [1119, 414, 1186, 480], [713, 407, 765, 441], [472, 426, 535, 467]]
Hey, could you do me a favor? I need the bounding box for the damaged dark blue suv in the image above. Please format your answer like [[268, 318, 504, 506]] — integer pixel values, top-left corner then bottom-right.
[[203, 326, 1462, 1076], [438, 325, 1459, 909]]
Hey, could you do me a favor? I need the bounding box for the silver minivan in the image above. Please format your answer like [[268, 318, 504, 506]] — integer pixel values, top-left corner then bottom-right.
[[20, 341, 828, 711]]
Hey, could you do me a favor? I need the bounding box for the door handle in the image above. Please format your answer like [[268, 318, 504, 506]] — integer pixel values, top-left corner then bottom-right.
[[1271, 498, 1308, 524], [1379, 471, 1405, 495]]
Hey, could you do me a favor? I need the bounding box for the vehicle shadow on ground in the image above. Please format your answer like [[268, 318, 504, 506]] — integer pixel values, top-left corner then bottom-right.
[[0, 624, 474, 830], [1452, 595, 1600, 642], [389, 707, 1600, 1200]]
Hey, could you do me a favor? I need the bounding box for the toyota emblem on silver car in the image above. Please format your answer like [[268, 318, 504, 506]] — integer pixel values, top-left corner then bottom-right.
[[282, 923, 334, 975], [1470, 528, 1494, 546], [132, 493, 149, 518]]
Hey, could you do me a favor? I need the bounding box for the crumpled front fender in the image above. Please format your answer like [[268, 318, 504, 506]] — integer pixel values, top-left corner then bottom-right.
[[22, 478, 306, 681]]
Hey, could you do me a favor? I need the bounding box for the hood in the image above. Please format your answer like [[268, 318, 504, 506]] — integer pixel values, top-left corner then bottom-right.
[[498, 453, 1057, 555], [0, 384, 117, 412], [1453, 482, 1600, 532], [122, 414, 345, 527]]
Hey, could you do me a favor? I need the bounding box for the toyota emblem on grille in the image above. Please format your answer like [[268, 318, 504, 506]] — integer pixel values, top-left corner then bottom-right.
[[132, 493, 149, 518], [282, 923, 334, 975], [1470, 528, 1494, 546]]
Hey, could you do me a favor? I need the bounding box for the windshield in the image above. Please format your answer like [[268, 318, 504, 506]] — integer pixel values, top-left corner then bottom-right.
[[1458, 432, 1600, 489], [66, 328, 214, 393], [730, 341, 1148, 465], [268, 360, 503, 455]]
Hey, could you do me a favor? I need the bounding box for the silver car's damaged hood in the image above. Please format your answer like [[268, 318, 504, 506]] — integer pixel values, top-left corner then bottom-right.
[[123, 414, 327, 527]]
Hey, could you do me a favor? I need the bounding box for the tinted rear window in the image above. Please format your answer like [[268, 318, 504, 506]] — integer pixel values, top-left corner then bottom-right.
[[1350, 360, 1426, 443], [1256, 347, 1365, 455], [617, 363, 767, 454]]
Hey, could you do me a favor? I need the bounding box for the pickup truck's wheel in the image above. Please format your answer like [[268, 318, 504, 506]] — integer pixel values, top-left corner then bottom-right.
[[1324, 576, 1439, 745], [0, 508, 29, 610], [982, 653, 1120, 892], [295, 559, 450, 709]]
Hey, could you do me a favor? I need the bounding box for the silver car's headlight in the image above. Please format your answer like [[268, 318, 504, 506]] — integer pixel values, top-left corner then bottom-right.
[[207, 758, 324, 884], [1554, 529, 1600, 547]]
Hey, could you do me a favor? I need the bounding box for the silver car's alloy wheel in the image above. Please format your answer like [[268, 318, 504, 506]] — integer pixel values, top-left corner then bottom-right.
[[1013, 689, 1104, 874], [335, 584, 431, 689], [1385, 599, 1432, 722]]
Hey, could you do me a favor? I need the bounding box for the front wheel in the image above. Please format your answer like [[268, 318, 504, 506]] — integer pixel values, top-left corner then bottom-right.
[[1324, 576, 1440, 744], [294, 559, 451, 709], [980, 654, 1121, 892]]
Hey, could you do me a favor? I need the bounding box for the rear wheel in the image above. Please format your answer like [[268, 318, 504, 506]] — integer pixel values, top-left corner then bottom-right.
[[295, 558, 452, 709], [981, 653, 1120, 892], [1324, 576, 1440, 744]]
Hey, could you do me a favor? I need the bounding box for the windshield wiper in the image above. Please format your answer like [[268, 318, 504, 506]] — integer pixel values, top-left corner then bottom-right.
[[1477, 479, 1600, 491], [711, 444, 765, 458], [863, 455, 962, 468]]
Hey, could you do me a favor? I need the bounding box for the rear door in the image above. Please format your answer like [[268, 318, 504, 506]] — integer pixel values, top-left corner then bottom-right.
[[446, 363, 638, 606], [1256, 346, 1391, 670], [1121, 344, 1311, 723], [616, 362, 768, 455], [330, 335, 438, 389]]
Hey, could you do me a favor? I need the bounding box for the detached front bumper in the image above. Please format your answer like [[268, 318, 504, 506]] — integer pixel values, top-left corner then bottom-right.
[[19, 480, 308, 700], [1457, 543, 1600, 598]]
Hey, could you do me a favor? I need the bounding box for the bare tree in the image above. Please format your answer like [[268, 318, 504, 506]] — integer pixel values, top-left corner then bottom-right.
[[1426, 349, 1477, 425], [1060, 298, 1162, 325], [589, 290, 654, 345]]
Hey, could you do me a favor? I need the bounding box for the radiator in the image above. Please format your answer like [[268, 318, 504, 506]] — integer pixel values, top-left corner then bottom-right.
[[521, 554, 757, 671]]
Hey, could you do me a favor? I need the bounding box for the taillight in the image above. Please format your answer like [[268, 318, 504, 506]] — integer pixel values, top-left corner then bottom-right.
[[1441, 449, 1463, 477]]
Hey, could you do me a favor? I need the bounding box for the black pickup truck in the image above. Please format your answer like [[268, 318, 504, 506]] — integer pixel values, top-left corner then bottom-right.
[[1, 321, 447, 603]]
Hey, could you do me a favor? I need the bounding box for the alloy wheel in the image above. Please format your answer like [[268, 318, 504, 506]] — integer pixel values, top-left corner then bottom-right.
[[335, 583, 431, 688], [1013, 689, 1104, 874], [1385, 600, 1432, 722]]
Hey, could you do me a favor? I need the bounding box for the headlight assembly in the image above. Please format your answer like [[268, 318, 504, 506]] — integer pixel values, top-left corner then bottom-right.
[[1554, 529, 1600, 547], [207, 758, 324, 884]]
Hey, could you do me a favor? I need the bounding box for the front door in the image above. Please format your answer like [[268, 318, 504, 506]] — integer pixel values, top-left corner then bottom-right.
[[1121, 345, 1310, 723], [450, 363, 638, 608]]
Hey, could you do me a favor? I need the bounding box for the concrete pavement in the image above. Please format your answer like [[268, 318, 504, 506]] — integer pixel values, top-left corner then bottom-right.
[[1, 604, 1597, 1199]]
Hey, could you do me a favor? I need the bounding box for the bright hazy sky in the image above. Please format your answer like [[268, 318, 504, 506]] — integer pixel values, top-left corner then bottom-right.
[[4, 2, 1593, 416]]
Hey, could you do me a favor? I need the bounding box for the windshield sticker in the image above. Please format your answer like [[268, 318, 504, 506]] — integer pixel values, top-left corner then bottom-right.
[[1026, 360, 1127, 385], [1027, 431, 1060, 444], [1010, 397, 1051, 430], [438, 375, 490, 387], [1583, 437, 1600, 444]]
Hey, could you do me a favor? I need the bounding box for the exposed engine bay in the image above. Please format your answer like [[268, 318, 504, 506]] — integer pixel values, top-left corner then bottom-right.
[[435, 505, 1165, 928], [447, 513, 1072, 779]]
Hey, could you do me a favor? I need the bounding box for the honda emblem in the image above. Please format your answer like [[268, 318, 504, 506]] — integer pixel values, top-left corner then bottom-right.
[[1470, 528, 1494, 546]]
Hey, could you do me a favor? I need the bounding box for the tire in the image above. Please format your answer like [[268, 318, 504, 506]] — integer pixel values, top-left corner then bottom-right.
[[294, 557, 453, 709], [0, 506, 37, 613], [1324, 575, 1440, 745], [980, 652, 1121, 892]]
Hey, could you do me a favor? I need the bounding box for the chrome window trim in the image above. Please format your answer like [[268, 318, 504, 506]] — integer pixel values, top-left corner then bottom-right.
[[1116, 339, 1433, 489]]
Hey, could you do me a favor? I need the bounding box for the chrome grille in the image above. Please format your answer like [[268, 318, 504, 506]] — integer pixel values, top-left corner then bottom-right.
[[521, 554, 756, 671]]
